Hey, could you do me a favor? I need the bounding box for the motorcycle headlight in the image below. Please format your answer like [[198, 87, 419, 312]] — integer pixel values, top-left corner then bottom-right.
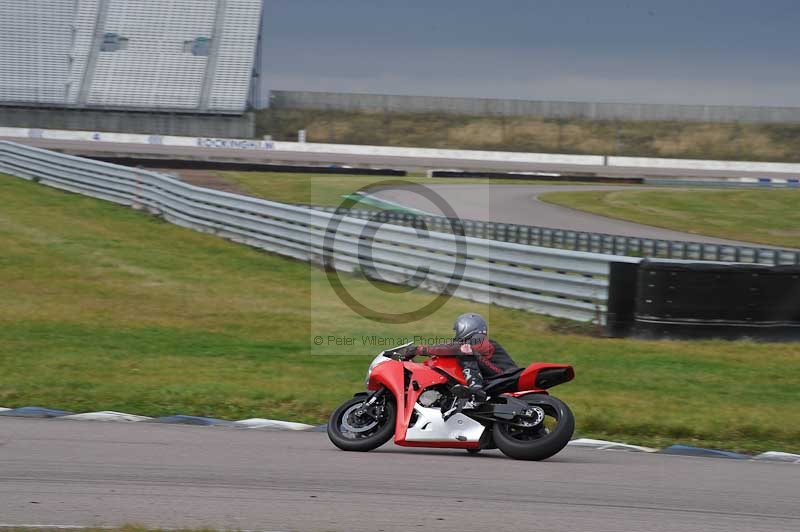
[[365, 353, 391, 386]]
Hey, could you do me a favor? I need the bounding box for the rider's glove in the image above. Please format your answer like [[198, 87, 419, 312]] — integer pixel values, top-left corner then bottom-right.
[[401, 345, 419, 360]]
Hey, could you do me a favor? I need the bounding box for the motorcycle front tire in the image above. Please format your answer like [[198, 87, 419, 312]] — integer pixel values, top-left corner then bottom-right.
[[327, 395, 396, 452]]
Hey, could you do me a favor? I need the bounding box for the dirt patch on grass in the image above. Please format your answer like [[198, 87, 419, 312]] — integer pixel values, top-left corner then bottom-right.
[[149, 169, 247, 195]]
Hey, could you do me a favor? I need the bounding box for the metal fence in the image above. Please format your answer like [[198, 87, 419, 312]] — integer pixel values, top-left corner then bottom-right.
[[307, 205, 800, 266], [0, 140, 639, 323]]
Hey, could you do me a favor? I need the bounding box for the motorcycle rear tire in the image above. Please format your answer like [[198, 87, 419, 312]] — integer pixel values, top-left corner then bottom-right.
[[327, 396, 396, 452], [493, 395, 574, 461]]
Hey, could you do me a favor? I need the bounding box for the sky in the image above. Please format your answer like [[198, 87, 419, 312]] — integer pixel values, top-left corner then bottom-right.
[[255, 0, 800, 108]]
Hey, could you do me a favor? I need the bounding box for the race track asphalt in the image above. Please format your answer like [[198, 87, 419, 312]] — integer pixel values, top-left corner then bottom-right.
[[1, 418, 797, 532], [372, 183, 759, 246]]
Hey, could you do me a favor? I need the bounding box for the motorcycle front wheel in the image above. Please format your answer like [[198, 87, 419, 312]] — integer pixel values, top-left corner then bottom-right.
[[327, 395, 396, 452], [493, 394, 574, 461]]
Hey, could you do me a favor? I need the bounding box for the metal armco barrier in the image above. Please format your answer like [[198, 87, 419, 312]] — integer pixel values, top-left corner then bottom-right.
[[308, 206, 800, 266], [0, 141, 639, 323]]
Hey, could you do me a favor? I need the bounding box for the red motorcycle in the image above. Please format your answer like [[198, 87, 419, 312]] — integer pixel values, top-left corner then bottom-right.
[[328, 342, 575, 460]]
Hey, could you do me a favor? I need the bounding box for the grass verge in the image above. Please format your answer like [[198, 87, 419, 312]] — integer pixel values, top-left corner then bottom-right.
[[539, 188, 800, 248], [1, 174, 799, 453]]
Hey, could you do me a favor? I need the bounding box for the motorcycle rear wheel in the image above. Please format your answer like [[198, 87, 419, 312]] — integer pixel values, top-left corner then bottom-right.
[[327, 395, 396, 452], [493, 394, 574, 461]]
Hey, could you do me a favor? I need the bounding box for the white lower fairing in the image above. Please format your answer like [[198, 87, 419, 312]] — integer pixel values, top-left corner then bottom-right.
[[404, 405, 486, 443]]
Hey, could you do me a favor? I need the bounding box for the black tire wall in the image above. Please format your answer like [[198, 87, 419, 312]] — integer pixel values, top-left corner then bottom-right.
[[632, 260, 800, 341]]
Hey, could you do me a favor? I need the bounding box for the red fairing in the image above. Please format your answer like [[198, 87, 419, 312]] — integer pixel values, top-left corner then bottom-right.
[[369, 360, 451, 443], [423, 355, 468, 385], [517, 363, 575, 391]]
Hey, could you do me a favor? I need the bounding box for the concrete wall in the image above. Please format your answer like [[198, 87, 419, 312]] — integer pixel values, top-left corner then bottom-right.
[[270, 90, 800, 124], [0, 106, 255, 137], [7, 126, 800, 179]]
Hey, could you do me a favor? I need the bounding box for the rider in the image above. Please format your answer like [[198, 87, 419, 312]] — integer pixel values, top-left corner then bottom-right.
[[406, 313, 518, 402]]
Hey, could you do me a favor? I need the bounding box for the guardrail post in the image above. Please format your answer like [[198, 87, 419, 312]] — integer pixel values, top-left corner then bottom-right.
[[132, 171, 144, 211]]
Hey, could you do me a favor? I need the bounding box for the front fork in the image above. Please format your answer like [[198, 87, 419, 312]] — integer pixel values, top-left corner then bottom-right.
[[354, 388, 386, 419]]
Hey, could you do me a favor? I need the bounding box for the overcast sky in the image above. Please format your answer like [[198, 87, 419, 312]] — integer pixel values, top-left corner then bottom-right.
[[256, 0, 800, 108]]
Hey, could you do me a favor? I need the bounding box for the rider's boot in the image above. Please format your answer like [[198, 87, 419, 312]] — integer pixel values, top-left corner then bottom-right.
[[460, 360, 487, 403]]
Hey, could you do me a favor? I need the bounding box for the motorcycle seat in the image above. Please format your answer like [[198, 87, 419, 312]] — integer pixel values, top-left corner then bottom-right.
[[483, 367, 525, 395]]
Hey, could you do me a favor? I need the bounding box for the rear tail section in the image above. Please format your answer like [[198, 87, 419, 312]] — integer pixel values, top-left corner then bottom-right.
[[517, 363, 574, 391]]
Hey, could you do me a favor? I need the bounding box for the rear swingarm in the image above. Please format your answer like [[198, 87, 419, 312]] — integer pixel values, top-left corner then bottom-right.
[[466, 395, 545, 428]]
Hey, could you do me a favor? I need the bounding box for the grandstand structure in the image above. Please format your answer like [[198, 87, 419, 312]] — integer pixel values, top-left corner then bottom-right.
[[0, 0, 262, 136]]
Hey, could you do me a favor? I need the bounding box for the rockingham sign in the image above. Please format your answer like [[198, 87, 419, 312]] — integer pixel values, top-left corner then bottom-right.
[[195, 137, 275, 150]]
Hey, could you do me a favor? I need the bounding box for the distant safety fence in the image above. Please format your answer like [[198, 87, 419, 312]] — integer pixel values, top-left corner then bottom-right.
[[307, 204, 800, 266], [270, 90, 800, 124]]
